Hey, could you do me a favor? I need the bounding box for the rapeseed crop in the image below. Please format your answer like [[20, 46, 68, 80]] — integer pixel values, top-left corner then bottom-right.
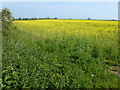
[[2, 20, 119, 88]]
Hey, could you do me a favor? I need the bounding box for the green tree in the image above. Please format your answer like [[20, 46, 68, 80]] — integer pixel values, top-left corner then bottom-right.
[[1, 8, 13, 32]]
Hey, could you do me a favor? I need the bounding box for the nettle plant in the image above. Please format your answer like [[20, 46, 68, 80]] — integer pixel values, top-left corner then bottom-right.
[[1, 8, 13, 33]]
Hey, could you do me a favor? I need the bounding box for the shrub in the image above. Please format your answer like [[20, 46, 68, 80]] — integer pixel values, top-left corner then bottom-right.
[[1, 8, 13, 33]]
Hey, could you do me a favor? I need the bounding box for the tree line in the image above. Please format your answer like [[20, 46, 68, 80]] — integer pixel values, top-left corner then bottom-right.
[[15, 17, 58, 20]]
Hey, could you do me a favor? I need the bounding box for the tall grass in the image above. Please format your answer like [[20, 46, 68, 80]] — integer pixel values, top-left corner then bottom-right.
[[2, 20, 119, 88]]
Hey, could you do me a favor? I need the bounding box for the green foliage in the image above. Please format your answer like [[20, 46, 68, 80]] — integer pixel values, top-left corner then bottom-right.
[[1, 8, 13, 33], [2, 20, 119, 89]]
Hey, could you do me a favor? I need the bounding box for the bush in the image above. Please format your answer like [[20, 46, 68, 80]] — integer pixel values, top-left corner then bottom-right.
[[1, 8, 13, 33]]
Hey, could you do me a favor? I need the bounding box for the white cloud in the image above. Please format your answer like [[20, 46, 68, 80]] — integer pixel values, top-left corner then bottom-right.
[[1, 0, 119, 2]]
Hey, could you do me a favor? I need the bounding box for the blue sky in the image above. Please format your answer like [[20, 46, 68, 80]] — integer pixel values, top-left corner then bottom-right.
[[2, 2, 118, 20]]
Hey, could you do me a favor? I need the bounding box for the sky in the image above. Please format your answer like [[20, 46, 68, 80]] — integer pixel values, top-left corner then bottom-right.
[[2, 2, 118, 20], [1, 0, 119, 2]]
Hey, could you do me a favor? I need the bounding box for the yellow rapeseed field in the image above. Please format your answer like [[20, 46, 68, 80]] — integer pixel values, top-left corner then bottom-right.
[[3, 19, 119, 88]]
